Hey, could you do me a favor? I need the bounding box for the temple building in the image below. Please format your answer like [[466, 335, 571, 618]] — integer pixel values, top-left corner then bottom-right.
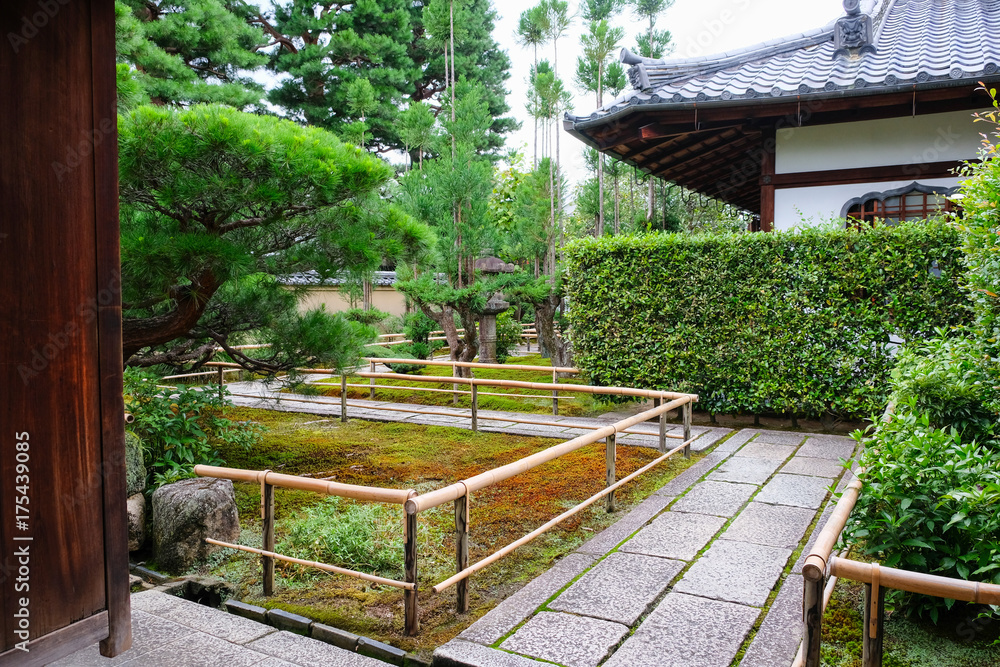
[[565, 0, 1000, 230]]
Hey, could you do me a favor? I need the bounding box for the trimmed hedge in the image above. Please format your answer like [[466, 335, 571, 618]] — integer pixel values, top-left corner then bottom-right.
[[564, 222, 972, 419]]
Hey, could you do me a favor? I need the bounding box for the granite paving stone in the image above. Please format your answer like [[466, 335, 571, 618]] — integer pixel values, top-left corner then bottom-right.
[[739, 575, 804, 667], [781, 455, 847, 478], [708, 456, 783, 485], [724, 502, 817, 549], [246, 630, 386, 667], [154, 594, 278, 644], [654, 449, 731, 497], [752, 431, 808, 446], [714, 429, 758, 453], [548, 552, 684, 624], [50, 610, 197, 667], [603, 593, 759, 667], [500, 612, 629, 667], [458, 553, 597, 645], [620, 510, 727, 560], [575, 494, 673, 555], [797, 436, 857, 461], [119, 632, 271, 667], [670, 479, 757, 517], [433, 640, 554, 667], [674, 539, 792, 606], [736, 441, 798, 461], [755, 474, 832, 509]]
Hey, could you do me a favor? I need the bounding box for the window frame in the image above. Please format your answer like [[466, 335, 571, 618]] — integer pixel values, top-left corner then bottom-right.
[[840, 182, 960, 227]]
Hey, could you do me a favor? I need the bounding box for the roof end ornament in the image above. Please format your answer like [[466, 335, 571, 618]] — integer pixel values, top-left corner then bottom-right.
[[621, 48, 653, 90], [834, 0, 876, 59]]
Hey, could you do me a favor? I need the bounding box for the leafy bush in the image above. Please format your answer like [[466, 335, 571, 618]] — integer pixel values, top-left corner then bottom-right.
[[845, 403, 1000, 621], [564, 222, 971, 419], [364, 344, 425, 374], [124, 369, 264, 487], [277, 496, 403, 577], [496, 310, 523, 364], [344, 308, 390, 327]]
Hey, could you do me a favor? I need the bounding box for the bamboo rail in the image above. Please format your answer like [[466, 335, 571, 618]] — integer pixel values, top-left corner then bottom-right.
[[431, 437, 693, 593], [336, 382, 579, 400], [407, 396, 693, 514], [205, 539, 414, 590], [194, 465, 413, 505], [829, 557, 1000, 604], [362, 357, 579, 375]]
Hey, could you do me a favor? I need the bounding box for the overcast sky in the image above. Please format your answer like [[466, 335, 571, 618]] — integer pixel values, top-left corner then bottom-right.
[[492, 0, 847, 187]]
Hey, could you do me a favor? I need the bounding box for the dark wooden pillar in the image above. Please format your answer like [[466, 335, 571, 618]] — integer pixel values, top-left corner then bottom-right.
[[759, 126, 776, 232], [0, 1, 131, 664]]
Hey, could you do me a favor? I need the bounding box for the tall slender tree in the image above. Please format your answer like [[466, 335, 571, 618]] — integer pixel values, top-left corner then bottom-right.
[[516, 5, 549, 167]]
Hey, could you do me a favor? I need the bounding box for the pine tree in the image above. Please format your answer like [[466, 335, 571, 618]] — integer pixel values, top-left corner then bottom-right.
[[516, 4, 549, 166], [115, 0, 266, 107]]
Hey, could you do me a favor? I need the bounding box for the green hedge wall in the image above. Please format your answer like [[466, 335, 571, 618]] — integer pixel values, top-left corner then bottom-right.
[[564, 223, 972, 419]]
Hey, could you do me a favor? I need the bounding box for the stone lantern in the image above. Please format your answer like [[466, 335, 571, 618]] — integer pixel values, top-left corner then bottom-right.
[[474, 257, 516, 363]]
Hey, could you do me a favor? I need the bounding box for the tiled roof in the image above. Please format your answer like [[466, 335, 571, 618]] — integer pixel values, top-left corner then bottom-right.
[[568, 0, 1000, 123], [280, 271, 400, 287]]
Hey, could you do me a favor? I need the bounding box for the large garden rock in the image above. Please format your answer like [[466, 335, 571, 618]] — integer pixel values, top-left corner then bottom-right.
[[127, 493, 146, 551], [152, 478, 239, 573], [125, 431, 145, 497]]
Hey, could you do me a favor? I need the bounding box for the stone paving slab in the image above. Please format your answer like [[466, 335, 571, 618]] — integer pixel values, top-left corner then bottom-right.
[[123, 632, 274, 667], [434, 641, 554, 667], [654, 448, 730, 497], [709, 455, 783, 485], [548, 552, 684, 625], [735, 441, 797, 461], [739, 574, 804, 667], [575, 493, 674, 556], [674, 539, 792, 606], [752, 431, 808, 446], [50, 610, 198, 667], [247, 630, 386, 667], [781, 455, 847, 478], [620, 510, 727, 561], [724, 502, 817, 549], [500, 612, 629, 667], [755, 473, 833, 509], [153, 593, 278, 644], [603, 593, 760, 667], [798, 436, 857, 461], [458, 553, 597, 645], [670, 479, 757, 517]]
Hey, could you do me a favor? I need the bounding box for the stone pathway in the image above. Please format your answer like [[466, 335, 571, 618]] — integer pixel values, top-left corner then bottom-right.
[[223, 378, 731, 453], [53, 590, 386, 667], [434, 428, 859, 667]]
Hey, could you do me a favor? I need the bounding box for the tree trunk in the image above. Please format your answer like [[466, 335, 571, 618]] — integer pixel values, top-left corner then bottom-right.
[[647, 178, 655, 222], [535, 293, 571, 368], [613, 173, 620, 234]]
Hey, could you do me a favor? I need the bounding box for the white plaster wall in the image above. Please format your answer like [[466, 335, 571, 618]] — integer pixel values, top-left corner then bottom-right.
[[773, 176, 963, 231], [774, 110, 983, 174]]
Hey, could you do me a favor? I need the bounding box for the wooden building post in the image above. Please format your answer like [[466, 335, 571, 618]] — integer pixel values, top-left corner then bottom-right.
[[759, 126, 777, 232], [1, 1, 131, 663]]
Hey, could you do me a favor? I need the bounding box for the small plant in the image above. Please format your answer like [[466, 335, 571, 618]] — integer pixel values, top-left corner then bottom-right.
[[344, 307, 391, 328], [495, 310, 523, 363], [277, 496, 404, 577], [844, 401, 1000, 622], [124, 368, 264, 488]]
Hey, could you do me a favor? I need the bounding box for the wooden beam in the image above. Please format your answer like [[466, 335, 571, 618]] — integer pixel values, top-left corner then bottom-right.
[[769, 160, 970, 189], [760, 127, 776, 232]]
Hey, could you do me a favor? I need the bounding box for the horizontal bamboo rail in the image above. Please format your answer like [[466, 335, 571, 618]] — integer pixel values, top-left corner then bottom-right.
[[802, 477, 864, 582], [337, 382, 578, 400], [194, 465, 413, 505], [829, 557, 1000, 604], [162, 368, 241, 380], [362, 357, 579, 375], [407, 396, 693, 514], [205, 538, 414, 590], [431, 437, 693, 593]]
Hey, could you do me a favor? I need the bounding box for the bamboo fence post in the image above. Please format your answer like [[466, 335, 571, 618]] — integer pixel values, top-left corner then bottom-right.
[[471, 384, 478, 433], [452, 361, 459, 405], [262, 475, 275, 597], [803, 574, 825, 667], [340, 373, 348, 423], [863, 566, 885, 667], [455, 492, 469, 614], [369, 360, 376, 400], [682, 400, 692, 458], [606, 433, 616, 512], [218, 365, 225, 403], [404, 492, 419, 636], [552, 369, 558, 416]]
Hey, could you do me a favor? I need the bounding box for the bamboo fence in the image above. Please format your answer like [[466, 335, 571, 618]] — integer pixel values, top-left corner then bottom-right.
[[793, 474, 1000, 667], [195, 377, 698, 637]]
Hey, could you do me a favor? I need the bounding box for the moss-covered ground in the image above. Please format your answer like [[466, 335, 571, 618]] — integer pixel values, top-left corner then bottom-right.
[[818, 574, 1000, 666], [306, 354, 606, 416], [198, 406, 699, 658]]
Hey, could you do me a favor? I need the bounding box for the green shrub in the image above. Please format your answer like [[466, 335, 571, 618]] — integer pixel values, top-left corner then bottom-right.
[[124, 369, 264, 488], [364, 344, 425, 374], [344, 308, 390, 327], [277, 496, 404, 577], [844, 403, 1000, 622], [563, 222, 971, 419], [496, 310, 523, 364]]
